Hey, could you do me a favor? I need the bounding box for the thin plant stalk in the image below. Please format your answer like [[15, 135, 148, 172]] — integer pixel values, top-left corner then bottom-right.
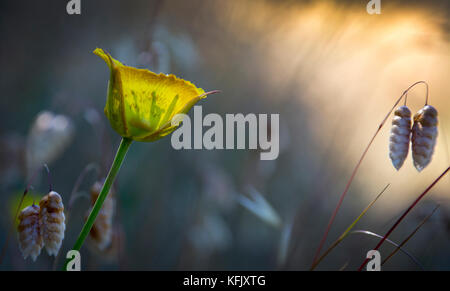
[[381, 204, 440, 267], [53, 163, 99, 270], [310, 183, 389, 270], [350, 230, 424, 270], [63, 137, 132, 270], [339, 261, 349, 271], [311, 81, 429, 267], [66, 163, 100, 213], [357, 166, 449, 271]]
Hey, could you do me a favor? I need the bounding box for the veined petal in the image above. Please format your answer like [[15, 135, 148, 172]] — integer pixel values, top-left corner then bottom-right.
[[94, 48, 207, 142]]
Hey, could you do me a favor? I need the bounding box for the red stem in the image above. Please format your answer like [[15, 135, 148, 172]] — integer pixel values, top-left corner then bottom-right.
[[311, 130, 379, 265], [357, 166, 449, 271]]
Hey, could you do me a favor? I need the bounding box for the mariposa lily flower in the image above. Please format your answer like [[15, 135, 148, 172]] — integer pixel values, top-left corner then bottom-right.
[[94, 48, 213, 142], [65, 49, 218, 267]]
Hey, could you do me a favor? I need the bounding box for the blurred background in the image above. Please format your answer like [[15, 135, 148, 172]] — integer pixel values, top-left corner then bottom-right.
[[0, 0, 449, 270]]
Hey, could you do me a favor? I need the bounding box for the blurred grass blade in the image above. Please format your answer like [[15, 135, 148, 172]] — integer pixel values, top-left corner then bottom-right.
[[237, 186, 282, 228], [277, 220, 293, 267], [357, 166, 449, 271], [382, 204, 440, 267], [310, 183, 389, 270], [350, 230, 425, 270], [339, 261, 349, 271]]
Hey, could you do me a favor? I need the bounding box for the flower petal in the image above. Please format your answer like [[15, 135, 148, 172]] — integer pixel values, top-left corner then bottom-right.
[[94, 48, 206, 142]]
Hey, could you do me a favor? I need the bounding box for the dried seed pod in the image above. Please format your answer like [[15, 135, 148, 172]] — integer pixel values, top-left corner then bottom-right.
[[88, 227, 123, 262], [39, 191, 65, 256], [26, 111, 74, 178], [389, 106, 412, 170], [17, 204, 43, 261], [86, 181, 115, 251], [411, 105, 438, 171]]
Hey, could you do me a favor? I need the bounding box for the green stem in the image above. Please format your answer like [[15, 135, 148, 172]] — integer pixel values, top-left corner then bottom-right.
[[63, 137, 132, 270]]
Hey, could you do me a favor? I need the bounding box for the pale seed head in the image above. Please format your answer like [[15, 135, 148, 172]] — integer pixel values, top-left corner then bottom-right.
[[389, 106, 412, 170], [17, 204, 43, 261], [411, 105, 438, 171], [39, 191, 65, 256]]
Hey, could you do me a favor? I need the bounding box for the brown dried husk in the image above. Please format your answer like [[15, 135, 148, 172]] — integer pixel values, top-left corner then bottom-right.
[[18, 204, 44, 261], [86, 181, 115, 252], [39, 191, 65, 256]]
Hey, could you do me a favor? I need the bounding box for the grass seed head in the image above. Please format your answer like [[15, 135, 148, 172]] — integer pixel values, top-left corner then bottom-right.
[[411, 105, 438, 171], [389, 106, 412, 170], [17, 204, 43, 261], [86, 181, 115, 252], [39, 191, 65, 256]]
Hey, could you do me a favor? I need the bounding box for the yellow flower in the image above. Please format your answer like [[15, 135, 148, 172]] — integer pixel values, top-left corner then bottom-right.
[[94, 48, 210, 142]]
